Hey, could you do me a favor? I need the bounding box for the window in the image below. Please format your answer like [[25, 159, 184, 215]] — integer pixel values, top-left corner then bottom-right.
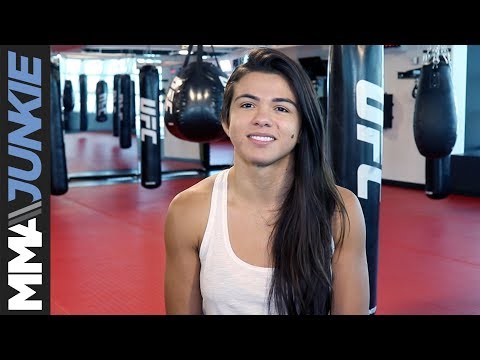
[[58, 55, 164, 137]]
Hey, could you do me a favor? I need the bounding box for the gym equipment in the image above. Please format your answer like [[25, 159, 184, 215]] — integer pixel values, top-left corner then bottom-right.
[[51, 62, 68, 195], [130, 79, 136, 129], [63, 80, 74, 131], [327, 45, 384, 315], [426, 155, 451, 199], [79, 74, 88, 131], [139, 65, 162, 189], [96, 80, 108, 122], [113, 74, 122, 137], [119, 74, 132, 149], [413, 46, 457, 159], [63, 80, 74, 112], [413, 46, 456, 199], [164, 45, 228, 142]]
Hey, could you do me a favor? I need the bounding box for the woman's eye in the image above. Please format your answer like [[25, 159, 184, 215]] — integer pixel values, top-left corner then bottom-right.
[[240, 103, 254, 108], [276, 106, 288, 113]]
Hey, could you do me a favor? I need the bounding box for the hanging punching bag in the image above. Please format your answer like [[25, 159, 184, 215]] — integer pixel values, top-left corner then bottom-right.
[[96, 80, 108, 122], [130, 79, 136, 129], [63, 80, 74, 112], [113, 74, 122, 137], [414, 50, 456, 199], [139, 65, 162, 189], [63, 80, 74, 131], [79, 74, 88, 131], [51, 62, 68, 195], [327, 45, 384, 315], [413, 56, 457, 159], [119, 74, 132, 149], [164, 45, 228, 142]]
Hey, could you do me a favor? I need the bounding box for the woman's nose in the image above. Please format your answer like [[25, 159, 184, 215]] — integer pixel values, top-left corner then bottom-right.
[[252, 107, 272, 127]]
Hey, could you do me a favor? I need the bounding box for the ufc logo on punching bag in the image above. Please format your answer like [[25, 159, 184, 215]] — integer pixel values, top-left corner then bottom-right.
[[356, 79, 383, 200], [97, 92, 107, 122], [118, 93, 123, 123], [140, 98, 157, 144], [98, 93, 107, 110], [165, 76, 183, 119]]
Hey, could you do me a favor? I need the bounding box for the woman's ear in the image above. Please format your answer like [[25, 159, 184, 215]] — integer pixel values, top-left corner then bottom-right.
[[221, 120, 230, 137]]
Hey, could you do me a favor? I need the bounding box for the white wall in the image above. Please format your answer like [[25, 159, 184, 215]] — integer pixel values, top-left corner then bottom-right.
[[163, 131, 201, 160], [450, 45, 467, 155], [383, 46, 426, 184]]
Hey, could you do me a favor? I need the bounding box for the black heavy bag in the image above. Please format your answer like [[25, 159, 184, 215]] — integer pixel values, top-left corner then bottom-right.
[[413, 58, 457, 158], [113, 74, 122, 137], [327, 45, 384, 314], [51, 62, 68, 195], [119, 74, 132, 149], [63, 80, 74, 131], [63, 80, 74, 112], [96, 80, 108, 122], [425, 155, 451, 199], [130, 79, 136, 129], [164, 45, 228, 142], [79, 74, 88, 131], [139, 65, 162, 189]]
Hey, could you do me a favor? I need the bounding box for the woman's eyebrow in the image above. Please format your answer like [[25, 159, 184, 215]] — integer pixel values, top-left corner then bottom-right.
[[234, 93, 298, 109]]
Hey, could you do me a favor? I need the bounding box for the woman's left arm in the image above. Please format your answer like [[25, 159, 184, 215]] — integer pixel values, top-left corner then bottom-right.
[[331, 187, 370, 315]]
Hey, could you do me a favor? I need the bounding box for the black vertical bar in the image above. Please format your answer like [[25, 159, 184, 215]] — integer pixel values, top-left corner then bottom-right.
[[113, 74, 122, 137], [139, 65, 161, 188], [327, 45, 384, 314]]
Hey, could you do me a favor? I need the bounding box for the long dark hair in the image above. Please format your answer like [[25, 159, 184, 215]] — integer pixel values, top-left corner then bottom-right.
[[221, 47, 347, 315]]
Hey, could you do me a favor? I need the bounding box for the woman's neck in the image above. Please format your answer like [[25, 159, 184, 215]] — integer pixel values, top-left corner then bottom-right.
[[228, 158, 294, 211]]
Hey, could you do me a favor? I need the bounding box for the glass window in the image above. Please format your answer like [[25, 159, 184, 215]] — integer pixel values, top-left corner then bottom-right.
[[84, 59, 103, 75], [87, 75, 101, 93], [59, 55, 165, 138], [64, 58, 82, 75]]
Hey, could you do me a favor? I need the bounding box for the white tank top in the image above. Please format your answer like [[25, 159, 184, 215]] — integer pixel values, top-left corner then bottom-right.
[[199, 168, 275, 315]]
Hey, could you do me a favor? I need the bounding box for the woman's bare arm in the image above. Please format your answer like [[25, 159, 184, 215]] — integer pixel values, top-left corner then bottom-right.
[[331, 186, 370, 315], [164, 191, 204, 315]]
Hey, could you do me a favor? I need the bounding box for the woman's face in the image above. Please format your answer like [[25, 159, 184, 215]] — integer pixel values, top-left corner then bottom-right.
[[223, 71, 301, 168]]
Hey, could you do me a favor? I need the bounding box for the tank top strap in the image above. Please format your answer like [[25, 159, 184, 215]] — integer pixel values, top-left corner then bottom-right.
[[199, 168, 231, 259]]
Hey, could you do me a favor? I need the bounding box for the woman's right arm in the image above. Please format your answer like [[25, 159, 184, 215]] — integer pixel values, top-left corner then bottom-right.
[[164, 191, 204, 315]]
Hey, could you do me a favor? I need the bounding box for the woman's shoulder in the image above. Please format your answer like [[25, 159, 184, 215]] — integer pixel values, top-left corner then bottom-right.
[[332, 185, 366, 244], [168, 172, 221, 212], [165, 172, 224, 247], [332, 185, 365, 231], [334, 185, 361, 210]]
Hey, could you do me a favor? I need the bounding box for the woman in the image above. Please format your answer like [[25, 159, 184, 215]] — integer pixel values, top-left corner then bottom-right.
[[164, 47, 369, 315]]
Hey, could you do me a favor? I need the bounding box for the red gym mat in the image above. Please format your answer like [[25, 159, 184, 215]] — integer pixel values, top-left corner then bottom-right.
[[51, 180, 480, 315]]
